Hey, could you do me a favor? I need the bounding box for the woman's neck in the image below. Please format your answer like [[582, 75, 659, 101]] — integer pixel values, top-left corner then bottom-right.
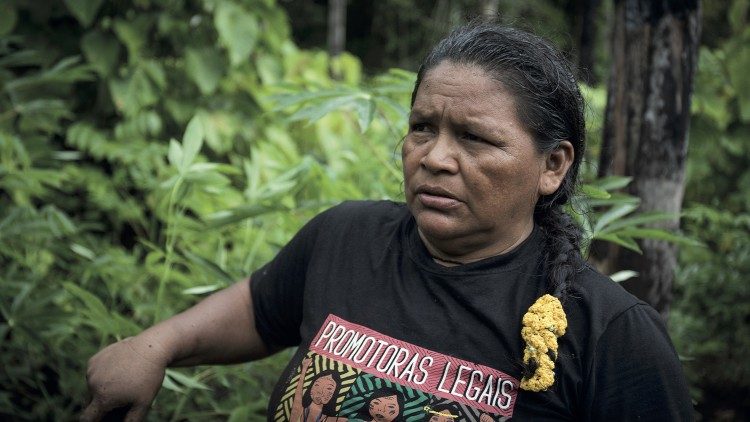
[[306, 403, 323, 421], [418, 221, 534, 266]]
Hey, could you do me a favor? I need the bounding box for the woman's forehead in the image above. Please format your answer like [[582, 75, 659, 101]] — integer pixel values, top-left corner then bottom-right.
[[414, 61, 515, 112], [314, 374, 334, 384], [419, 61, 502, 93], [373, 394, 397, 402]]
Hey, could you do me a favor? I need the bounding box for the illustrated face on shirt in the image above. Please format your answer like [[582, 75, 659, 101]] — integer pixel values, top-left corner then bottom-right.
[[310, 375, 336, 405], [428, 415, 454, 422], [369, 394, 400, 421]]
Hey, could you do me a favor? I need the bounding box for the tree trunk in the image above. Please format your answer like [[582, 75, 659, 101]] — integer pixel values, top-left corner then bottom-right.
[[576, 0, 601, 85], [327, 0, 347, 58], [595, 0, 701, 319], [479, 0, 500, 19]]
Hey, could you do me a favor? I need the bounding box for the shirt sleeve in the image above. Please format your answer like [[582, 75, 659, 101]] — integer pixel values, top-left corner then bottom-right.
[[249, 210, 329, 349], [584, 303, 694, 421]]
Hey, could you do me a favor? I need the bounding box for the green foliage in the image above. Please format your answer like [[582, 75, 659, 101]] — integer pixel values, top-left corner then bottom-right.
[[572, 176, 698, 257], [0, 0, 407, 419], [669, 1, 750, 417], [672, 207, 750, 414]]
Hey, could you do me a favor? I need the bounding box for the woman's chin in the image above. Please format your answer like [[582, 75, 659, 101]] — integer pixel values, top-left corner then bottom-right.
[[415, 212, 467, 241]]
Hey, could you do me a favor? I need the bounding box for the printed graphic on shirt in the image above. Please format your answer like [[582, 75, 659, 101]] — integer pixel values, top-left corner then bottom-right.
[[423, 397, 510, 422], [337, 373, 430, 420], [274, 314, 519, 421], [274, 353, 358, 421]]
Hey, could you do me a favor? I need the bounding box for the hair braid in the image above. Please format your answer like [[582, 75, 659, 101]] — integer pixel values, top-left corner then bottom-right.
[[536, 206, 584, 301], [518, 206, 584, 392]]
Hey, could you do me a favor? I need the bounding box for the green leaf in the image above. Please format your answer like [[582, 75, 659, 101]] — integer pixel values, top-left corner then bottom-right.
[[181, 250, 235, 284], [141, 60, 167, 90], [214, 2, 259, 66], [113, 16, 151, 61], [108, 67, 158, 116], [615, 228, 704, 247], [63, 282, 110, 321], [585, 193, 640, 208], [352, 96, 375, 132], [161, 373, 184, 393], [270, 88, 354, 111], [168, 139, 183, 169], [81, 30, 121, 76], [185, 48, 224, 95], [593, 203, 638, 234], [70, 243, 96, 260], [594, 233, 642, 253], [581, 184, 611, 199], [164, 369, 210, 391], [183, 170, 230, 186], [204, 203, 287, 228], [181, 115, 205, 170], [591, 176, 632, 191], [599, 211, 678, 234], [44, 206, 77, 236], [287, 95, 358, 124], [63, 0, 103, 27], [0, 3, 18, 36], [182, 284, 222, 295]]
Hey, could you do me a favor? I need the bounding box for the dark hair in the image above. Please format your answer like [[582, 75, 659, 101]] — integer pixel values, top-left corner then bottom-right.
[[301, 369, 343, 416], [356, 386, 406, 422], [412, 23, 585, 388]]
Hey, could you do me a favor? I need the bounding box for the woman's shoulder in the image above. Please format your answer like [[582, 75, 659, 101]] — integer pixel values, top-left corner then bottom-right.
[[317, 200, 409, 227], [566, 266, 692, 419], [565, 263, 652, 337], [303, 200, 410, 248], [571, 264, 642, 309], [327, 199, 407, 214]]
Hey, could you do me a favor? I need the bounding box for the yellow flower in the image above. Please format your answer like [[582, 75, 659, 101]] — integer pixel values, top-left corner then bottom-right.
[[520, 294, 567, 392]]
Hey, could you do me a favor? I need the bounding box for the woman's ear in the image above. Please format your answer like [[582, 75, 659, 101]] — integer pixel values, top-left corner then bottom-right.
[[538, 141, 574, 196]]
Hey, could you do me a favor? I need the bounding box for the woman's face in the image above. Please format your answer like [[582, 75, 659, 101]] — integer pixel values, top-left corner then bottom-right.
[[368, 394, 400, 421], [402, 61, 550, 260], [309, 375, 336, 405]]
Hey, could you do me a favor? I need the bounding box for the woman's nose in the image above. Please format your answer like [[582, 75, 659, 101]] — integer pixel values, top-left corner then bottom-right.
[[420, 133, 459, 174]]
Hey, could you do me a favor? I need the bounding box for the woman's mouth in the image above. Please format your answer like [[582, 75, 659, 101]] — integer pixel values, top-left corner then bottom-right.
[[415, 185, 462, 210], [417, 193, 462, 209]]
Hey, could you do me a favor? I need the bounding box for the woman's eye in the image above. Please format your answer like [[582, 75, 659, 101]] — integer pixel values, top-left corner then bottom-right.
[[411, 123, 429, 132], [463, 132, 481, 141]]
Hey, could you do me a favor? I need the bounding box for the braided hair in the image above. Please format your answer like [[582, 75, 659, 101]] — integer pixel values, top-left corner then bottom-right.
[[411, 23, 586, 391]]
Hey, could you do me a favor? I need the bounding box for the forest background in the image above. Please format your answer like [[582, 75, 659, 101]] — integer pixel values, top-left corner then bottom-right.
[[1, 0, 748, 420]]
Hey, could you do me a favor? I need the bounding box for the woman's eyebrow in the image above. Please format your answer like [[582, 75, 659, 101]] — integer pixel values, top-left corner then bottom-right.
[[408, 109, 431, 120]]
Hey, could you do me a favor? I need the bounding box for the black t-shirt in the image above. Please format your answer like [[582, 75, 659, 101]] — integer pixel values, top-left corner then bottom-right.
[[251, 201, 693, 421]]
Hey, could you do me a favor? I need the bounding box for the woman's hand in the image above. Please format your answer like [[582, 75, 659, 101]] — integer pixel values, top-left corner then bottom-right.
[[81, 336, 169, 422], [80, 280, 271, 421]]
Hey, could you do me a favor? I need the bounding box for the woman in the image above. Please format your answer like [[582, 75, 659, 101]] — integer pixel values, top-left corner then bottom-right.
[[352, 387, 405, 422], [82, 23, 692, 421], [289, 358, 346, 422]]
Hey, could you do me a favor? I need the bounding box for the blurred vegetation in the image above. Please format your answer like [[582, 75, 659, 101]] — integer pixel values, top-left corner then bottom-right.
[[671, 1, 750, 418], [0, 0, 408, 418], [0, 0, 747, 420]]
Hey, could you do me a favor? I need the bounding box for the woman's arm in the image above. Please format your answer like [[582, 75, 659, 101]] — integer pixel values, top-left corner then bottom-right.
[[81, 279, 272, 422], [289, 357, 313, 422]]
